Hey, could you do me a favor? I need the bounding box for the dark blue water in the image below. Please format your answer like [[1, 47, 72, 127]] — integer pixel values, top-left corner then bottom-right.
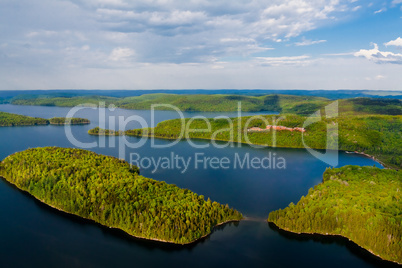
[[0, 105, 394, 268]]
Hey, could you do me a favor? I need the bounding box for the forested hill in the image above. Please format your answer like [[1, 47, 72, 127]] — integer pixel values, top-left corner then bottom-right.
[[9, 94, 328, 114], [0, 147, 242, 244], [268, 166, 402, 264], [91, 114, 402, 169], [9, 93, 402, 115], [0, 111, 89, 126]]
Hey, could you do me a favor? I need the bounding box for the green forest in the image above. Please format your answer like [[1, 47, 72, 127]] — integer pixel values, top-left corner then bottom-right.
[[49, 117, 90, 125], [268, 166, 402, 264], [0, 111, 48, 126], [0, 111, 89, 127], [90, 114, 402, 169], [9, 93, 402, 115], [0, 147, 242, 244], [88, 126, 123, 136]]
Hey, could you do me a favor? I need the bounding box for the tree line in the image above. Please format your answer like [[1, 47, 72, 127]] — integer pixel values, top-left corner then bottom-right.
[[10, 93, 401, 115], [0, 111, 89, 127]]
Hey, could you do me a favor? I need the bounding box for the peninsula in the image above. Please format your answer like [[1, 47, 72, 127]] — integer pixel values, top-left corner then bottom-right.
[[88, 114, 402, 169], [268, 166, 401, 264], [0, 147, 243, 244]]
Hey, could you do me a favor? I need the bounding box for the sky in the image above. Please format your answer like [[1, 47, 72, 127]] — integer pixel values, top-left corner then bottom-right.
[[0, 0, 402, 91]]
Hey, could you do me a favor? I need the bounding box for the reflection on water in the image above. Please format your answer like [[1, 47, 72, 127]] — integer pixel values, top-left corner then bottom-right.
[[268, 223, 400, 268]]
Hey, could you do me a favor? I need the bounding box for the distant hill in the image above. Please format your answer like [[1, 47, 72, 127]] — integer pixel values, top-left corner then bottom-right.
[[8, 93, 402, 116], [0, 89, 401, 100]]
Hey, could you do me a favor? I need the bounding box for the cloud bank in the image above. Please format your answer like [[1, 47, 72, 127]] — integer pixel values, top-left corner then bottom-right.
[[385, 37, 402, 47], [355, 43, 402, 64], [0, 0, 401, 90]]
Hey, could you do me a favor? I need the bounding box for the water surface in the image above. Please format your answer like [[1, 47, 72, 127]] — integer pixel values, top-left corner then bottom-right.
[[0, 105, 393, 268]]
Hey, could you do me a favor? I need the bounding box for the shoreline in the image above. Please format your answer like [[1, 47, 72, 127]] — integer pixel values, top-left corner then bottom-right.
[[350, 151, 386, 168], [0, 123, 49, 127], [1, 121, 90, 127], [0, 174, 242, 246], [88, 131, 390, 169], [267, 221, 402, 265], [49, 122, 90, 126]]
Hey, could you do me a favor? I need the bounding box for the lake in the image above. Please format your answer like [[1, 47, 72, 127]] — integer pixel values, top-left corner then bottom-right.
[[0, 104, 396, 268]]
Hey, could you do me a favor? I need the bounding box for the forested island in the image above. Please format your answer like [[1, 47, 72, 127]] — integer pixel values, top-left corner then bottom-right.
[[88, 127, 123, 136], [8, 93, 402, 115], [0, 147, 242, 244], [0, 111, 90, 126], [89, 114, 402, 169], [268, 166, 401, 264], [49, 117, 90, 125]]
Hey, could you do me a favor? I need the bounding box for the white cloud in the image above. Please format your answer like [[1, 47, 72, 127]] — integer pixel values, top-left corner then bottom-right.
[[148, 10, 207, 26], [365, 75, 386, 81], [294, 38, 327, 46], [79, 0, 359, 62], [26, 30, 58, 38], [392, 0, 402, 5], [374, 8, 386, 14], [109, 47, 135, 61], [211, 64, 224, 69], [385, 37, 402, 47], [220, 38, 255, 43], [0, 0, 364, 66], [323, 52, 354, 56], [218, 38, 274, 55], [354, 43, 402, 64], [352, 6, 362, 11], [250, 1, 346, 39], [255, 55, 312, 66]]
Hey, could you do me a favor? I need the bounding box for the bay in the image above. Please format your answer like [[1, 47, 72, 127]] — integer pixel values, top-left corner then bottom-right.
[[0, 104, 394, 268]]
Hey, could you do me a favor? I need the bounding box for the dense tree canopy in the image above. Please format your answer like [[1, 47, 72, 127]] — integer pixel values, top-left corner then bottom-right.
[[0, 111, 48, 126], [0, 147, 242, 244], [88, 127, 122, 136], [49, 117, 90, 125], [10, 93, 401, 115], [268, 166, 402, 264], [0, 111, 90, 127]]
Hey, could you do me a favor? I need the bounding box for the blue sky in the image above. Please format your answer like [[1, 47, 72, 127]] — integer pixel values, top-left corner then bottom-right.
[[0, 0, 401, 90]]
